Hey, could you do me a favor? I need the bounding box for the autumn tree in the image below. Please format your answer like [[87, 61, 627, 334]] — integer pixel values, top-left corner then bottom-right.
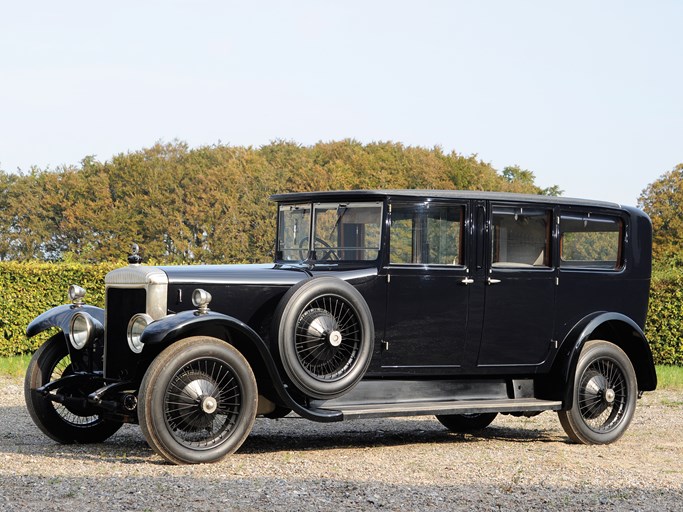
[[0, 140, 558, 264], [639, 163, 683, 263]]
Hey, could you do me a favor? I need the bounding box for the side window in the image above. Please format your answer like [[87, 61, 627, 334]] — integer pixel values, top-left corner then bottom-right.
[[560, 213, 623, 270], [491, 207, 551, 268], [390, 203, 464, 265]]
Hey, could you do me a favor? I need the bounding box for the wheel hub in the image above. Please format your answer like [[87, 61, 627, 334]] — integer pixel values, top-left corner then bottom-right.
[[201, 395, 218, 414], [328, 330, 342, 347], [604, 388, 616, 404]]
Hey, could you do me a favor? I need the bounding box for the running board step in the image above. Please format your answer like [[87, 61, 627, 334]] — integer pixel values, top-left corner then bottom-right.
[[320, 398, 563, 420]]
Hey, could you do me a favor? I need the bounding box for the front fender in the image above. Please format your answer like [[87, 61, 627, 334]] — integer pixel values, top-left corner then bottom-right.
[[140, 311, 343, 422], [26, 304, 105, 339]]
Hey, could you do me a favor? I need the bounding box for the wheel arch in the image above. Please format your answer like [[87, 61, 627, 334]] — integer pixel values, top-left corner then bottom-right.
[[539, 312, 656, 408]]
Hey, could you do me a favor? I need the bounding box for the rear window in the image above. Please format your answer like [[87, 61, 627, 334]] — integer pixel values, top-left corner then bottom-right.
[[560, 214, 623, 270]]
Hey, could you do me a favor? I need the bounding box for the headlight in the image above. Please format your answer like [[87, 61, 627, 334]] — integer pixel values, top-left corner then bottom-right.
[[127, 313, 153, 354], [69, 313, 94, 350]]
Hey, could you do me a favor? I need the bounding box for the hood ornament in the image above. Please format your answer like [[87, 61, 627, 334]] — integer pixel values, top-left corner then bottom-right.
[[128, 243, 142, 265]]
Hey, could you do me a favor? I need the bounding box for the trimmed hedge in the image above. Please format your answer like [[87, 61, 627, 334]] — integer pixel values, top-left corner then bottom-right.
[[1, 262, 682, 364], [645, 268, 683, 365], [0, 261, 118, 356]]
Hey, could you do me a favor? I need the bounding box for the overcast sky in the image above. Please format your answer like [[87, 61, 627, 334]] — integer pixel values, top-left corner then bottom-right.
[[1, 1, 681, 206]]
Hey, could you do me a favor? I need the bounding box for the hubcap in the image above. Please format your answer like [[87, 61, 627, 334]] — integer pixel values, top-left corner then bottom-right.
[[604, 388, 616, 404], [201, 395, 218, 414], [328, 330, 342, 347]]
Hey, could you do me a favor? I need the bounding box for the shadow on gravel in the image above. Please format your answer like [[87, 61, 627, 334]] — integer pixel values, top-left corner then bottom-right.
[[241, 417, 561, 455], [1, 401, 561, 463]]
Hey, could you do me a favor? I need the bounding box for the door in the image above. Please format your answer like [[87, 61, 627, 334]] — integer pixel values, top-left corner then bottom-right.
[[475, 204, 556, 366], [382, 200, 471, 370]]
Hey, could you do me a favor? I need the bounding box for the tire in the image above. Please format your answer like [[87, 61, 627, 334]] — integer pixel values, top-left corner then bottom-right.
[[138, 336, 258, 464], [558, 340, 637, 445], [273, 277, 374, 399], [24, 335, 123, 444], [436, 412, 498, 433]]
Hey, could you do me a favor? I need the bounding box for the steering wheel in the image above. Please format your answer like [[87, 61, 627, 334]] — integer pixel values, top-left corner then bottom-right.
[[298, 237, 339, 261]]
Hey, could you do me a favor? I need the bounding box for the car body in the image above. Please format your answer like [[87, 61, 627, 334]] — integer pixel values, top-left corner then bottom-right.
[[24, 189, 657, 464]]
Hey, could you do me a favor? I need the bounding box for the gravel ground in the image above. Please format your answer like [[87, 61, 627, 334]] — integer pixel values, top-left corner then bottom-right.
[[1, 376, 681, 511]]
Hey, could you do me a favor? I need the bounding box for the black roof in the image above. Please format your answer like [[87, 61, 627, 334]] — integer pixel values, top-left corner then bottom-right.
[[270, 189, 623, 209]]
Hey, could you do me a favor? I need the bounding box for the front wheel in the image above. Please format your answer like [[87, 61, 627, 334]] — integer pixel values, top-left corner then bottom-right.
[[436, 412, 498, 433], [558, 340, 637, 445], [24, 335, 123, 443], [138, 336, 258, 464]]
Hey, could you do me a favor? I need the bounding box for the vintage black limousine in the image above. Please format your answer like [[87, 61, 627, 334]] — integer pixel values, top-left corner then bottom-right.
[[24, 190, 656, 464]]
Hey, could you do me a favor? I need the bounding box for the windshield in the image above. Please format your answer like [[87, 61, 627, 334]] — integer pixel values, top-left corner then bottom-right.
[[277, 201, 383, 262]]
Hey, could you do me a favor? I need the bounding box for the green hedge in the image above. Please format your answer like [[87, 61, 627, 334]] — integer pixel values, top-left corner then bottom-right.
[[1, 262, 682, 364], [0, 261, 118, 356], [645, 268, 683, 365]]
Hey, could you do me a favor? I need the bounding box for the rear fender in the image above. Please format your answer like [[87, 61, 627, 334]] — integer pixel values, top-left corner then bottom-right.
[[140, 311, 342, 422], [539, 312, 657, 408]]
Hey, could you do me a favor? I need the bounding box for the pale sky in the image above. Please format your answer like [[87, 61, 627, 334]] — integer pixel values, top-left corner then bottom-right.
[[1, 1, 681, 206]]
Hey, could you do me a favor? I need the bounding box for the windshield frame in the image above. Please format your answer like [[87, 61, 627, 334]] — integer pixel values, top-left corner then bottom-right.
[[276, 200, 384, 264]]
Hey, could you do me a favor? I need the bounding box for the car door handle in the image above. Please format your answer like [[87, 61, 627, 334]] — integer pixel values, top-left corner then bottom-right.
[[460, 277, 475, 285], [487, 277, 501, 285]]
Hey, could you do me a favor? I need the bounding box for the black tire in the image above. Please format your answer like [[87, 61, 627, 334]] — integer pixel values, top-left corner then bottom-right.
[[138, 336, 258, 464], [24, 335, 123, 444], [273, 277, 374, 399], [558, 340, 637, 445], [436, 412, 498, 433]]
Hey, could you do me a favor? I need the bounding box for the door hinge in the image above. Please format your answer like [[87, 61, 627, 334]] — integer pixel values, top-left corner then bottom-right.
[[387, 274, 391, 283], [555, 277, 559, 286], [551, 339, 558, 349], [381, 340, 390, 351]]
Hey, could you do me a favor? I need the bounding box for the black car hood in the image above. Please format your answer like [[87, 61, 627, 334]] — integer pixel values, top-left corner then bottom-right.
[[158, 263, 311, 286], [158, 263, 378, 286]]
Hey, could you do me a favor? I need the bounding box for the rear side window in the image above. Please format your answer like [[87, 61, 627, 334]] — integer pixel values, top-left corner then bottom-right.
[[560, 214, 623, 270], [491, 207, 551, 268]]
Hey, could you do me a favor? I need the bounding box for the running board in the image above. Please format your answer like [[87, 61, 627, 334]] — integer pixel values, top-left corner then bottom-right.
[[320, 398, 563, 420]]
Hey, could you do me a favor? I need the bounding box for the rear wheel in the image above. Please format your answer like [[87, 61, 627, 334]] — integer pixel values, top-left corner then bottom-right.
[[138, 336, 258, 464], [436, 412, 498, 433], [558, 340, 637, 444], [24, 335, 122, 443]]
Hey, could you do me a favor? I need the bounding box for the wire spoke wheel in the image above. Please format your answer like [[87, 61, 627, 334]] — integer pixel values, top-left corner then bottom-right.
[[558, 340, 637, 445], [577, 360, 627, 432], [139, 337, 257, 464], [274, 277, 374, 399], [48, 354, 101, 428], [164, 358, 243, 449], [24, 334, 122, 444], [295, 295, 361, 381]]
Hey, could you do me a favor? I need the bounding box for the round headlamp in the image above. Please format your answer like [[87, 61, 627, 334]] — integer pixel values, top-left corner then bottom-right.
[[69, 313, 94, 350], [127, 313, 153, 354]]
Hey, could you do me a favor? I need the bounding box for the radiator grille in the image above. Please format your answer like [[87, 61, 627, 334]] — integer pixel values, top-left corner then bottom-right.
[[105, 288, 147, 379]]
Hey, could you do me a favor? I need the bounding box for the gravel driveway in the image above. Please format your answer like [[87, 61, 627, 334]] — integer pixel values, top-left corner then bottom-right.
[[1, 376, 681, 511]]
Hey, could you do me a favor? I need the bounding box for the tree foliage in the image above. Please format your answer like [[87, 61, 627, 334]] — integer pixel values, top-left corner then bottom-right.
[[0, 140, 555, 264], [639, 163, 683, 263]]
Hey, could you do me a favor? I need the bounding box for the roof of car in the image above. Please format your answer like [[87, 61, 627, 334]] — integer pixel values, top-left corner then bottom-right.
[[270, 189, 624, 209]]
